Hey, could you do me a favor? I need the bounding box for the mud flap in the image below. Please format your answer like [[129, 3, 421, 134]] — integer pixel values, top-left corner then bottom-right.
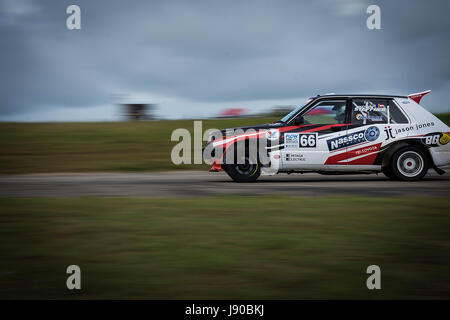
[[209, 161, 222, 172]]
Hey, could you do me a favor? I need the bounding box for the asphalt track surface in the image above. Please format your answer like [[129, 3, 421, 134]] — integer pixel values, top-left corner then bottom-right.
[[0, 170, 449, 197]]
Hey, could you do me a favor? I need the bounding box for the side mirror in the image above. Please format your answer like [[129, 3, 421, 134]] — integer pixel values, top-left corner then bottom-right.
[[294, 116, 304, 125]]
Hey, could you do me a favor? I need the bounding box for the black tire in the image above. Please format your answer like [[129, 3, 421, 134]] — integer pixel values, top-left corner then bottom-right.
[[224, 154, 261, 182], [389, 146, 428, 181]]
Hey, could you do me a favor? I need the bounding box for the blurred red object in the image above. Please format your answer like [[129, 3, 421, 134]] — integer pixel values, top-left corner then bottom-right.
[[307, 107, 333, 115], [218, 108, 247, 117]]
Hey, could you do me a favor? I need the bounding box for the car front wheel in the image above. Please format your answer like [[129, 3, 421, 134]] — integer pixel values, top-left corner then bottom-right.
[[224, 155, 261, 182], [390, 147, 428, 181]]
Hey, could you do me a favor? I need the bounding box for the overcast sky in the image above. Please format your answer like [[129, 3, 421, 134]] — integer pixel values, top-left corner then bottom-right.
[[1, 0, 449, 121]]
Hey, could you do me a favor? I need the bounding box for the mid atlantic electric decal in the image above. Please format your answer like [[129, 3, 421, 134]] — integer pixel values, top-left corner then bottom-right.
[[327, 126, 380, 151]]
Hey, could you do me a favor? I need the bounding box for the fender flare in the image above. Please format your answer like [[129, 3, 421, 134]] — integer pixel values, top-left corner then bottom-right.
[[209, 136, 265, 171], [380, 139, 435, 170]]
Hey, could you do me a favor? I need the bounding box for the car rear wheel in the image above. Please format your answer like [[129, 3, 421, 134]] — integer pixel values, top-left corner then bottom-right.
[[224, 155, 261, 182], [390, 147, 428, 181]]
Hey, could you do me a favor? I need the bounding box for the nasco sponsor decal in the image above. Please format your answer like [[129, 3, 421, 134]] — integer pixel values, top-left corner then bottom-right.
[[327, 126, 380, 151]]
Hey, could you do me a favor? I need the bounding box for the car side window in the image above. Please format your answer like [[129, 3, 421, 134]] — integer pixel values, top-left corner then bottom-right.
[[388, 100, 409, 124], [351, 99, 388, 125], [302, 100, 347, 125]]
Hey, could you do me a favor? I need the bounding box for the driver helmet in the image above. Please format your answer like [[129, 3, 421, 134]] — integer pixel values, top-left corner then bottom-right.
[[332, 104, 346, 123]]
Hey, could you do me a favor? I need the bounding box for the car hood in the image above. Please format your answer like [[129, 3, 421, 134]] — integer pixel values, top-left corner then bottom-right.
[[221, 122, 284, 136]]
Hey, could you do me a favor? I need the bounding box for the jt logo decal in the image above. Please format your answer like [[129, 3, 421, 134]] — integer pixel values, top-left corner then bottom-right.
[[384, 126, 396, 140]]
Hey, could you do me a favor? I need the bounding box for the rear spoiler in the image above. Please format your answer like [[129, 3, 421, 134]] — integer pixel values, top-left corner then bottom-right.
[[408, 90, 431, 104]]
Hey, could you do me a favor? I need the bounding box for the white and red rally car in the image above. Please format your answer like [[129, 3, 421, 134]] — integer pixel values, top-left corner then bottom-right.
[[204, 91, 450, 182]]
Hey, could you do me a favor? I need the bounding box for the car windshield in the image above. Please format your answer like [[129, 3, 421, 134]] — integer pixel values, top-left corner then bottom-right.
[[280, 98, 313, 123]]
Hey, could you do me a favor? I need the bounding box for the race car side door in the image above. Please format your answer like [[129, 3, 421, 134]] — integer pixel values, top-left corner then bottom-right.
[[323, 97, 406, 168], [281, 98, 350, 170]]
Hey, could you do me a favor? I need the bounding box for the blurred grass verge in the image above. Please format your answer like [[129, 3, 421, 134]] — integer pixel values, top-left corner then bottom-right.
[[0, 113, 448, 174], [0, 196, 449, 299], [0, 117, 273, 174]]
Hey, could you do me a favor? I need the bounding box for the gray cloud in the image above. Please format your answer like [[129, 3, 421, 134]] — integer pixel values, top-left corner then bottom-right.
[[0, 0, 449, 120]]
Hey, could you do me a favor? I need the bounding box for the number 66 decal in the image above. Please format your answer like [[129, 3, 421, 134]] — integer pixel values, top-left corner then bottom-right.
[[299, 133, 317, 148]]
